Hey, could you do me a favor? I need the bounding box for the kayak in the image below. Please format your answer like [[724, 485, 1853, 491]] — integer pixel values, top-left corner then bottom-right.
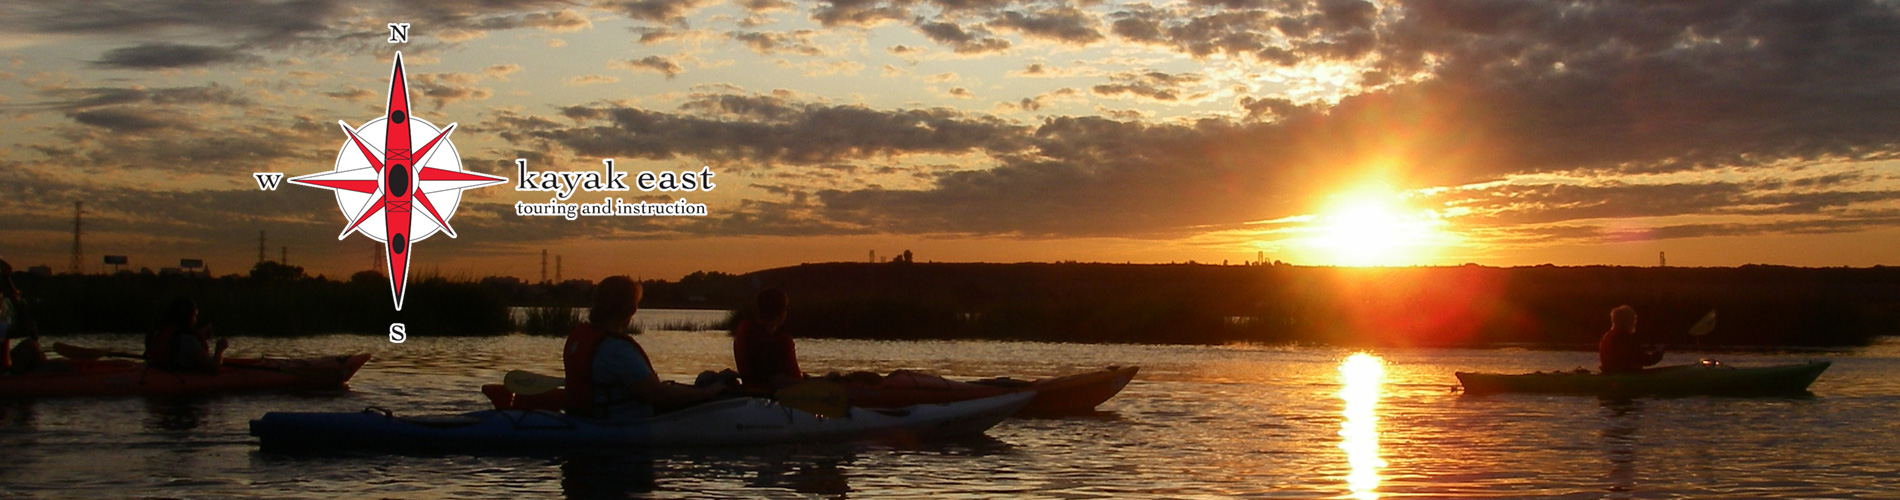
[[250, 392, 1033, 451], [0, 354, 372, 397], [482, 366, 1138, 417], [1456, 361, 1831, 396]]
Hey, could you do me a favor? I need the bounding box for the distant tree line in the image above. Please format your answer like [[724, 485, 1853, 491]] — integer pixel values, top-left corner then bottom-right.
[[17, 261, 1897, 348], [742, 263, 1900, 348]]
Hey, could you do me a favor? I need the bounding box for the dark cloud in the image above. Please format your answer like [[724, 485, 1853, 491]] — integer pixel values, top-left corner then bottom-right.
[[616, 56, 685, 79], [989, 6, 1105, 44], [1, 0, 339, 43], [916, 20, 1012, 54], [92, 43, 252, 69], [68, 108, 186, 133], [729, 30, 825, 56], [999, 87, 1079, 112], [323, 87, 375, 102], [1106, 2, 1382, 65], [1090, 71, 1208, 102], [607, 0, 716, 24], [486, 90, 1029, 167]]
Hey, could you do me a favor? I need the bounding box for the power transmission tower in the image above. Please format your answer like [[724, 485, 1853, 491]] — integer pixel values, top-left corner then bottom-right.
[[541, 249, 549, 284], [69, 201, 84, 274]]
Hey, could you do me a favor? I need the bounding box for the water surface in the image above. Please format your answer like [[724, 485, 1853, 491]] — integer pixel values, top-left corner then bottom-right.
[[2, 312, 1895, 498]]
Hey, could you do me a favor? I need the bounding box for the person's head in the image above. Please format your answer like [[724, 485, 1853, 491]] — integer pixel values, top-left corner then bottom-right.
[[589, 276, 642, 333], [1610, 305, 1637, 330], [166, 297, 198, 328], [757, 288, 789, 325]]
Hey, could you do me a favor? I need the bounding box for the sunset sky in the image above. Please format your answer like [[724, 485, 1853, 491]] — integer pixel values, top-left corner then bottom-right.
[[3, 0, 1899, 280]]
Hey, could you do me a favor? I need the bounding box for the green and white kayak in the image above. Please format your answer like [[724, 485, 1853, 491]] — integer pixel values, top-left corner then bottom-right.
[[1456, 361, 1831, 396], [251, 392, 1032, 451]]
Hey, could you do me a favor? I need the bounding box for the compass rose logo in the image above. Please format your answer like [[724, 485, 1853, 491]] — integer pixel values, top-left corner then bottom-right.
[[288, 52, 507, 310]]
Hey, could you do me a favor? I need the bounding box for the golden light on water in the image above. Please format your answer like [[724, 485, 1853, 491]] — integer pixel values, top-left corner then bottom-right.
[[1338, 353, 1386, 500]]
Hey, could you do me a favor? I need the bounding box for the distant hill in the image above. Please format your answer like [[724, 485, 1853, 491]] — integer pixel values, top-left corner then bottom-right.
[[737, 262, 1900, 348]]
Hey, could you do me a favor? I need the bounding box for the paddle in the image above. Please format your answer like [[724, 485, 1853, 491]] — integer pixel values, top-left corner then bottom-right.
[[51, 342, 334, 378], [502, 369, 565, 395], [502, 370, 852, 418]]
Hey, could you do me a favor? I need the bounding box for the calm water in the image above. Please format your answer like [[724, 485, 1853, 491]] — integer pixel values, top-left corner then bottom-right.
[[2, 310, 1897, 499]]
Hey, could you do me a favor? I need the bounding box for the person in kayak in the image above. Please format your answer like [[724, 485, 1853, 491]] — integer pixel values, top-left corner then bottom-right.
[[732, 288, 803, 389], [143, 297, 227, 373], [2, 258, 47, 374], [564, 276, 720, 419], [1599, 305, 1665, 374]]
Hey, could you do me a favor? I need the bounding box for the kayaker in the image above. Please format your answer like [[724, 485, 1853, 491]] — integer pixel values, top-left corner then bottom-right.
[[143, 297, 227, 373], [1, 258, 45, 374], [732, 288, 802, 389], [564, 276, 720, 419], [1598, 305, 1664, 374]]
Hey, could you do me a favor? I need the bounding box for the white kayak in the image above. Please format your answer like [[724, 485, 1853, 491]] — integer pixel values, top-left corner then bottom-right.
[[250, 392, 1033, 451]]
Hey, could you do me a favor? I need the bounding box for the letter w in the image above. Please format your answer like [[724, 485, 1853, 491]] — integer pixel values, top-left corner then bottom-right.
[[254, 173, 285, 191]]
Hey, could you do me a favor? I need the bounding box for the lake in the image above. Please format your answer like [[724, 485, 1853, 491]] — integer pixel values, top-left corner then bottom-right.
[[2, 310, 1896, 498]]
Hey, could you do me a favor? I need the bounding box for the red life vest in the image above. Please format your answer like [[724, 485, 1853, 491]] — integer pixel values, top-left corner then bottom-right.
[[732, 320, 801, 387], [144, 326, 203, 371], [563, 323, 652, 416]]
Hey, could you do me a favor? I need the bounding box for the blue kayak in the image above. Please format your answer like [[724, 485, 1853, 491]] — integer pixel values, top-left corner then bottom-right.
[[250, 392, 1032, 451]]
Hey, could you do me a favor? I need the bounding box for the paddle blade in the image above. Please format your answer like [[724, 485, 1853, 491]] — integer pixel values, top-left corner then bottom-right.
[[1690, 310, 1718, 337], [775, 380, 851, 418], [503, 370, 567, 396]]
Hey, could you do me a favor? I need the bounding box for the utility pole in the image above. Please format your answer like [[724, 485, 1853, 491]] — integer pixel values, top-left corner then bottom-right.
[[541, 249, 549, 283], [555, 255, 563, 282], [1659, 252, 1667, 268], [281, 246, 287, 266], [69, 201, 84, 275]]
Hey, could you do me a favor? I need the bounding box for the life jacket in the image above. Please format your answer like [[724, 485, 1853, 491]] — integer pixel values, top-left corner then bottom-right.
[[563, 323, 652, 417], [1598, 326, 1659, 374], [144, 325, 191, 371], [732, 320, 801, 387]]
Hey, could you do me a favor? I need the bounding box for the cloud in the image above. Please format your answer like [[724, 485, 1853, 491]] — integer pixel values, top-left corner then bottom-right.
[[996, 87, 1079, 112], [2, 0, 340, 43], [92, 43, 252, 69], [915, 20, 1011, 54], [988, 6, 1104, 45], [485, 90, 1029, 167], [1090, 71, 1208, 102], [67, 108, 185, 132], [409, 73, 493, 111], [615, 55, 685, 79], [565, 74, 620, 86], [729, 30, 825, 56], [484, 64, 523, 80], [323, 87, 375, 102], [607, 0, 717, 24]]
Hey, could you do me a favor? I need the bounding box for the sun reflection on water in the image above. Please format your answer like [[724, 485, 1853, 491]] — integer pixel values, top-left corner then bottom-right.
[[1338, 353, 1386, 500]]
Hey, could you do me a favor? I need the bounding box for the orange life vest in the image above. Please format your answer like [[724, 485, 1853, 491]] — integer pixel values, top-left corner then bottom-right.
[[563, 323, 653, 417]]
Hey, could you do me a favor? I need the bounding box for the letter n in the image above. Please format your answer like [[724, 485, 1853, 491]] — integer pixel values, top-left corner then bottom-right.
[[388, 23, 410, 43]]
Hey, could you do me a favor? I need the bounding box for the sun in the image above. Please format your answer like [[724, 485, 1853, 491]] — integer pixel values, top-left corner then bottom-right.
[[1304, 185, 1449, 266]]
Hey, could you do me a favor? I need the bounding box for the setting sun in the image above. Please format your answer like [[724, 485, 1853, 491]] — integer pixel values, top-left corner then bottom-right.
[[1304, 185, 1451, 266]]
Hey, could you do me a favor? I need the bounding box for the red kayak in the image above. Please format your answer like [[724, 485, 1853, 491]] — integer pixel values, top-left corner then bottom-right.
[[483, 366, 1138, 417], [0, 354, 372, 397]]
